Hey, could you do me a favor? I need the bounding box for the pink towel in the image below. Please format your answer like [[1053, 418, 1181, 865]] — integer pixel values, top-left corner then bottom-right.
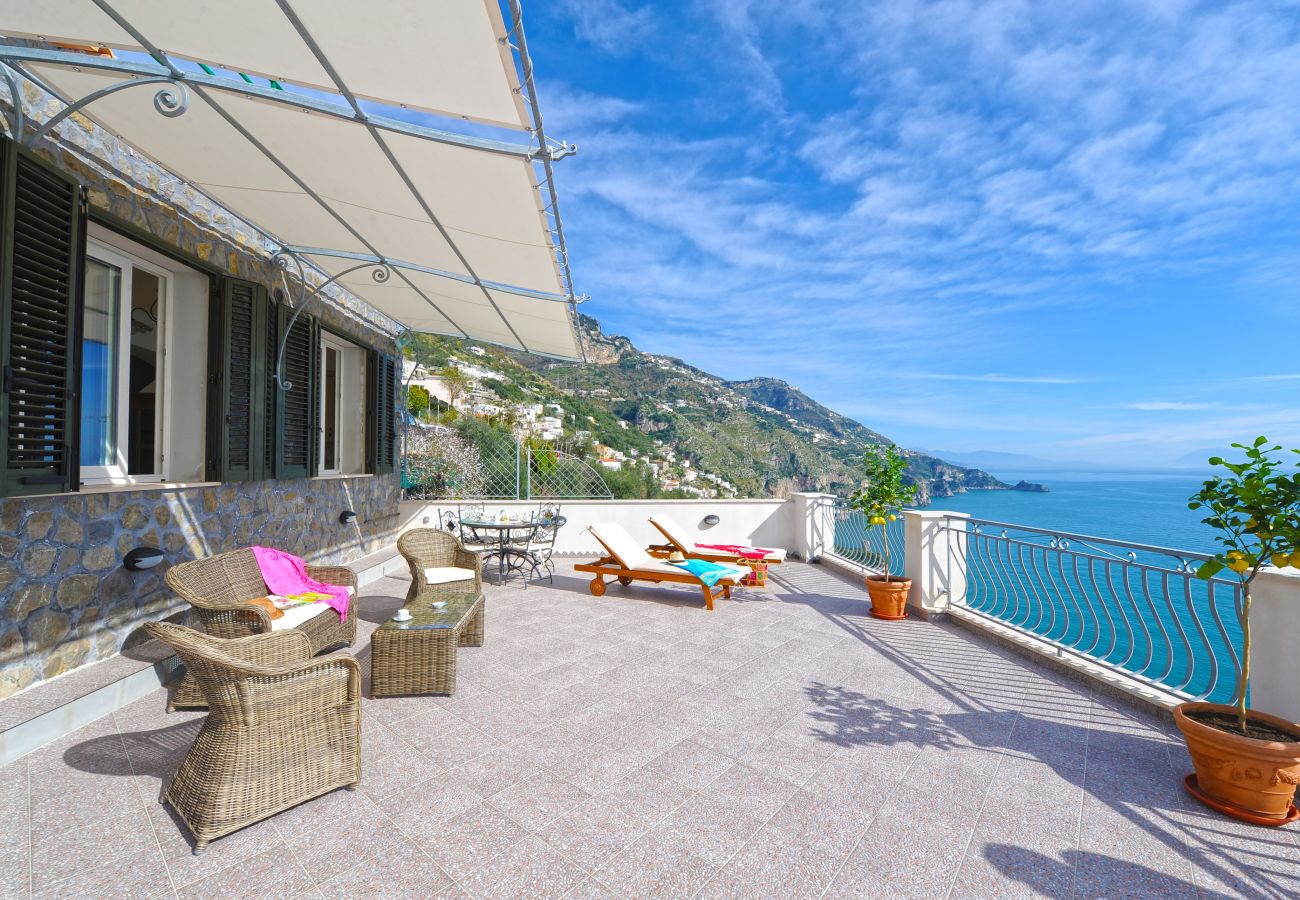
[[695, 543, 774, 560], [250, 546, 349, 621]]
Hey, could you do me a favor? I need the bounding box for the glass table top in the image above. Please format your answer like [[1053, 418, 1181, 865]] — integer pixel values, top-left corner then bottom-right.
[[381, 584, 482, 631]]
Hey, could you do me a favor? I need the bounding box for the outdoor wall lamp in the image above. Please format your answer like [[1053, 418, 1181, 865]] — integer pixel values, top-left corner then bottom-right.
[[124, 547, 164, 571], [339, 510, 358, 525], [702, 514, 720, 527]]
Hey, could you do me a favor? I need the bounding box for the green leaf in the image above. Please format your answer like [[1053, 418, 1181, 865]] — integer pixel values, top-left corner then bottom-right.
[[1195, 559, 1224, 580]]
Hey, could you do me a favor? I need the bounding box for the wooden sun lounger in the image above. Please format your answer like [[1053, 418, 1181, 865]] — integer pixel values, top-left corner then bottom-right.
[[574, 522, 746, 611], [648, 514, 786, 566]]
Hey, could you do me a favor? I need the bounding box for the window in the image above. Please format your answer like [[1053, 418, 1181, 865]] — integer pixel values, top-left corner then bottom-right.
[[317, 331, 367, 475], [80, 225, 209, 485]]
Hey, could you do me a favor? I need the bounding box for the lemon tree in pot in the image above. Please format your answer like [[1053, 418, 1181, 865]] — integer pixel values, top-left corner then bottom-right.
[[849, 444, 917, 620], [1178, 437, 1300, 825]]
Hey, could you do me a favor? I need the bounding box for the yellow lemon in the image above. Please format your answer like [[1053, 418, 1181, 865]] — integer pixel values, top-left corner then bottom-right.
[[1290, 551, 1300, 568], [1228, 558, 1250, 574], [1272, 552, 1292, 568], [888, 514, 897, 522]]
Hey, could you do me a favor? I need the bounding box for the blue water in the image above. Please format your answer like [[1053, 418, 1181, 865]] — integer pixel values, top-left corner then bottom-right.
[[932, 471, 1217, 554], [907, 472, 1239, 702]]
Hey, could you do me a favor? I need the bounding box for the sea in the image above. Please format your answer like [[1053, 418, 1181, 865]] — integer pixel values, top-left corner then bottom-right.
[[932, 470, 1217, 555], [923, 470, 1237, 702]]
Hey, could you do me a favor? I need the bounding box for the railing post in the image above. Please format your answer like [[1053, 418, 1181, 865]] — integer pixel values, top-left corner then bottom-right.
[[904, 510, 969, 619], [1245, 565, 1300, 723], [792, 493, 835, 561]]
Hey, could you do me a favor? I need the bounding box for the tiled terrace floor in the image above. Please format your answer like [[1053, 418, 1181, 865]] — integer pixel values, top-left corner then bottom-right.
[[2, 561, 1297, 899]]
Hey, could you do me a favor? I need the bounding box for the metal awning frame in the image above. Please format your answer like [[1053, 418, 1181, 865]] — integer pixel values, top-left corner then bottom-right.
[[0, 0, 586, 361]]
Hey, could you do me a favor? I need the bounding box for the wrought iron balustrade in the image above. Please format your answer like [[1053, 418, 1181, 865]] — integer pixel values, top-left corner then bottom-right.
[[941, 516, 1241, 703], [832, 502, 906, 578]]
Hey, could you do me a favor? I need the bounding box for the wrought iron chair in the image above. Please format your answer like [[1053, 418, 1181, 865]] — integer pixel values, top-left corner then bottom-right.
[[526, 513, 566, 584], [455, 503, 492, 552], [144, 622, 361, 854]]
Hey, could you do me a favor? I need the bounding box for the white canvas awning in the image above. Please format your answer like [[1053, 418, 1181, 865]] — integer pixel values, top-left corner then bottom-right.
[[0, 0, 582, 359]]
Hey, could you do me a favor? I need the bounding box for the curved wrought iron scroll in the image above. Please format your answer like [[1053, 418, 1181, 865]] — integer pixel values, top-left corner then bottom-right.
[[270, 250, 392, 391]]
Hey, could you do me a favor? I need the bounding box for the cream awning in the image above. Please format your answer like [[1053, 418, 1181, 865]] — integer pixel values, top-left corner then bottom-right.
[[0, 0, 582, 359]]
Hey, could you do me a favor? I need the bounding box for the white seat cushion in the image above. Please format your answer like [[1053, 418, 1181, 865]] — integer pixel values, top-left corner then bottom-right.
[[270, 602, 333, 631], [423, 566, 477, 585], [264, 586, 354, 630]]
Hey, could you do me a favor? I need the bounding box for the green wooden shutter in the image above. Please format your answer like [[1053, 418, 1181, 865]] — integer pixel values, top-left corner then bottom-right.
[[214, 278, 268, 481], [368, 350, 398, 475], [262, 291, 280, 478], [0, 139, 85, 497], [275, 303, 316, 479]]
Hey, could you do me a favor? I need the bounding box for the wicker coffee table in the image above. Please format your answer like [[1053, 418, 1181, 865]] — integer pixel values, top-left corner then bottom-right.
[[371, 584, 484, 696]]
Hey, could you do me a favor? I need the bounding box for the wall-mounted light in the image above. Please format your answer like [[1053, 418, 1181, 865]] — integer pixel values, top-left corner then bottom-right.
[[701, 514, 720, 527], [339, 510, 358, 525], [124, 547, 164, 571]]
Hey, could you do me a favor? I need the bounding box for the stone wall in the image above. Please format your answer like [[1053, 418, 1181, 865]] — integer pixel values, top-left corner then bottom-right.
[[0, 70, 408, 700], [0, 475, 401, 698]]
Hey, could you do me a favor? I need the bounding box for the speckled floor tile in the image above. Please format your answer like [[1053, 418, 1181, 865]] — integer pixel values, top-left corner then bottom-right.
[[487, 771, 589, 832], [315, 845, 456, 899], [453, 835, 584, 900], [4, 561, 1297, 899], [592, 831, 720, 900], [417, 802, 528, 880], [175, 844, 314, 900]]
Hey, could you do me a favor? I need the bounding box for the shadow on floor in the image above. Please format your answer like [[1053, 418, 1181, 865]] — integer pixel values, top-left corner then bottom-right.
[[984, 844, 1235, 899], [803, 681, 963, 750], [772, 565, 1299, 898], [64, 719, 200, 779]]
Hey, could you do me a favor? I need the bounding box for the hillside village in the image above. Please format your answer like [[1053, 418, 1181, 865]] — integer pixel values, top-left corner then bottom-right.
[[402, 317, 1005, 502], [403, 350, 741, 499]]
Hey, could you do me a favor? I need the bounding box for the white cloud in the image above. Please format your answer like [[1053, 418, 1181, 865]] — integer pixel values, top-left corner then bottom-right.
[[1124, 401, 1220, 411], [556, 0, 656, 54], [906, 373, 1091, 385], [542, 1, 1300, 460]]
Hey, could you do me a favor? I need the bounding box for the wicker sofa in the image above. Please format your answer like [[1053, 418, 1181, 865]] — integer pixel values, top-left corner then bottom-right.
[[144, 622, 361, 853], [164, 548, 358, 709], [397, 528, 483, 602]]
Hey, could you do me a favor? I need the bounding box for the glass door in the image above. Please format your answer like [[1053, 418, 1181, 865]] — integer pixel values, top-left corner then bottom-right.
[[320, 343, 341, 474], [81, 242, 168, 483], [80, 258, 121, 471]]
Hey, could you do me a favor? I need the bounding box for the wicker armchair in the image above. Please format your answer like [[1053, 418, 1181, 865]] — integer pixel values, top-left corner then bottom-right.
[[143, 622, 361, 854], [397, 528, 484, 602], [164, 548, 357, 709]]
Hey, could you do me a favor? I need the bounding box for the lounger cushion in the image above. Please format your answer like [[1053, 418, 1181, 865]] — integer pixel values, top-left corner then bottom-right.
[[649, 514, 695, 551], [588, 523, 746, 585], [590, 522, 658, 570], [650, 514, 787, 562], [423, 566, 477, 585]]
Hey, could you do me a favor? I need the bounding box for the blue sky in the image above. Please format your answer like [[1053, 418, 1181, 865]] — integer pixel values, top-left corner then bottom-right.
[[521, 0, 1300, 467]]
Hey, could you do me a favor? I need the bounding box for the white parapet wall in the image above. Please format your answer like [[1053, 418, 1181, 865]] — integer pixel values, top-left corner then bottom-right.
[[396, 496, 831, 558], [1247, 566, 1300, 724]]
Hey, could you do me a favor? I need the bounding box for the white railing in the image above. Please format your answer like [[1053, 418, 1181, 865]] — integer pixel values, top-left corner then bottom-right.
[[935, 516, 1243, 703]]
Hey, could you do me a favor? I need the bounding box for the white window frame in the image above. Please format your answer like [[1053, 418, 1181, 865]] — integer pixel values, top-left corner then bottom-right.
[[82, 239, 171, 485], [318, 333, 347, 476]]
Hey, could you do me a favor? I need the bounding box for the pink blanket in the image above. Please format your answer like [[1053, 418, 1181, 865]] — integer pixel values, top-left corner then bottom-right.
[[250, 546, 349, 621], [695, 543, 775, 560]]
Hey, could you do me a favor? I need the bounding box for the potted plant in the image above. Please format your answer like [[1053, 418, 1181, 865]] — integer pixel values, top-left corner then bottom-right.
[[1177, 436, 1300, 825], [848, 444, 917, 620]]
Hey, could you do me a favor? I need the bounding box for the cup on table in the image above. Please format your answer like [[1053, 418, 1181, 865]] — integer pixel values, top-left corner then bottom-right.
[[394, 608, 412, 622]]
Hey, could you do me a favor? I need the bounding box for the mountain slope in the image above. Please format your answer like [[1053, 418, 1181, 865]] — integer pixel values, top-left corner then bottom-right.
[[503, 316, 1007, 502], [405, 317, 1006, 502]]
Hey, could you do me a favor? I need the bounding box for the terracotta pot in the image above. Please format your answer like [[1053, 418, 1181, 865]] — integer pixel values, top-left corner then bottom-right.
[[864, 575, 911, 620], [1173, 701, 1300, 825]]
